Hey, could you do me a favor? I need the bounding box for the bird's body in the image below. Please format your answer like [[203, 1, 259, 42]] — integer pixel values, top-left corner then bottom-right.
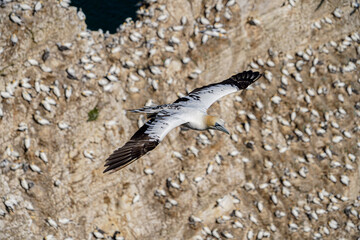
[[104, 70, 262, 173], [182, 110, 209, 131]]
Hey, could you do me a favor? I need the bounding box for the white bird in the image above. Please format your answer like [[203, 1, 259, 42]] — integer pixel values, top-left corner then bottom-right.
[[11, 34, 18, 45], [104, 71, 261, 173], [33, 1, 42, 13], [9, 12, 22, 25]]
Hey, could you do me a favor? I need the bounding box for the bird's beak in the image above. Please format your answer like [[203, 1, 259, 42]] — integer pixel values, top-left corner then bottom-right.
[[216, 124, 230, 135]]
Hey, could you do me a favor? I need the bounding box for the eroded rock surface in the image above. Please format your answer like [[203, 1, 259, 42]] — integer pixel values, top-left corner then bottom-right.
[[0, 0, 359, 239]]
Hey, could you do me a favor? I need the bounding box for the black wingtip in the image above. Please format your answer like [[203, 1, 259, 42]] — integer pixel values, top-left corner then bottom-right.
[[235, 70, 262, 83], [228, 70, 262, 89], [103, 165, 117, 174], [103, 161, 113, 173], [103, 167, 111, 174], [103, 138, 160, 173]]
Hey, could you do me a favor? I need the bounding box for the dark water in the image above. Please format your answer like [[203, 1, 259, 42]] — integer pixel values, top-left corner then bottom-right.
[[71, 0, 140, 33]]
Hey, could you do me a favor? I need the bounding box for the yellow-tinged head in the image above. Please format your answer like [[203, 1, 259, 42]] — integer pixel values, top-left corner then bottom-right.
[[205, 116, 229, 134]]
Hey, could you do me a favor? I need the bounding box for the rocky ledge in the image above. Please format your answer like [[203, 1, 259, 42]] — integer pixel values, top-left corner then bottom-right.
[[0, 0, 359, 239]]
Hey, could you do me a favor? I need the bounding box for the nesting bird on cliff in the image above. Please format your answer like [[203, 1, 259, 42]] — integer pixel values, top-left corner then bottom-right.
[[104, 70, 262, 173]]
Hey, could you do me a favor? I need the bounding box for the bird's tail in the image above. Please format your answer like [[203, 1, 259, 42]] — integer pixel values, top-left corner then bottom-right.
[[129, 104, 171, 113], [129, 104, 173, 118]]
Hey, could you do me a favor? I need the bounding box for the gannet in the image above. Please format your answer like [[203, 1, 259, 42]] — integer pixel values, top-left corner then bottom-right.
[[104, 70, 262, 173]]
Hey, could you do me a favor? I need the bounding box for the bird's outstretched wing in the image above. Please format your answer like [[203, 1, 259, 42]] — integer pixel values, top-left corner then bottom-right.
[[174, 70, 261, 110], [104, 111, 186, 173]]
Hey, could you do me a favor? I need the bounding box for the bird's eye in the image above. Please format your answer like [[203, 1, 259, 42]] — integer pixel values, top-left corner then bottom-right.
[[215, 122, 220, 127]]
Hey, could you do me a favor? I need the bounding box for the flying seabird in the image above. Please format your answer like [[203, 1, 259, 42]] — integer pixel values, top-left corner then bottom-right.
[[104, 70, 262, 173]]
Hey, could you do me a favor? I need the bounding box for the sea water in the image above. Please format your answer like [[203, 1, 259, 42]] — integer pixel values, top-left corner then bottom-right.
[[71, 0, 139, 33]]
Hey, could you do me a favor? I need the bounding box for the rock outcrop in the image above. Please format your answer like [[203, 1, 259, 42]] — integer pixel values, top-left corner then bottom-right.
[[0, 0, 359, 239]]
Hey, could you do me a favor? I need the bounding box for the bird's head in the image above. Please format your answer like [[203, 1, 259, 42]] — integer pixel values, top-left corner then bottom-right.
[[205, 116, 229, 135]]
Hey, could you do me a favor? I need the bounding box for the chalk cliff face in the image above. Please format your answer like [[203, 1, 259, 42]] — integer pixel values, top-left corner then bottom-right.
[[0, 0, 359, 239]]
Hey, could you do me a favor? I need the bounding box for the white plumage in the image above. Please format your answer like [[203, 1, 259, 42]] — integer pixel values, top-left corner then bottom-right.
[[104, 70, 261, 172]]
